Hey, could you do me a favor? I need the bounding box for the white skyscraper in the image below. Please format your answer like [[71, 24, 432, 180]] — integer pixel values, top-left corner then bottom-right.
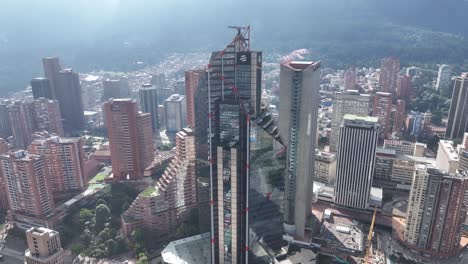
[[334, 115, 379, 209], [435, 64, 452, 91], [279, 61, 321, 238]]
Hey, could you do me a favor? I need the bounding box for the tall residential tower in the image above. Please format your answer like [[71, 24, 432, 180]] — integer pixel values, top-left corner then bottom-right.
[[103, 99, 154, 181]]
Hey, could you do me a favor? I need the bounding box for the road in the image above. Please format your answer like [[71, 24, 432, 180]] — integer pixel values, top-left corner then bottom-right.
[[0, 254, 23, 264], [0, 247, 24, 264]]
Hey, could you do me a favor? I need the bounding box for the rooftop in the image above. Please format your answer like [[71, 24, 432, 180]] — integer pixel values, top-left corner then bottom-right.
[[161, 233, 211, 264], [343, 114, 378, 123], [141, 186, 158, 197], [165, 94, 185, 102], [439, 140, 459, 161], [27, 227, 58, 236], [282, 60, 321, 71]]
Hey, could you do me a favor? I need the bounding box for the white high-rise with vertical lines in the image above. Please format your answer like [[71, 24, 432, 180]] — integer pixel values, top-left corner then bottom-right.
[[279, 61, 321, 238], [334, 115, 378, 209]]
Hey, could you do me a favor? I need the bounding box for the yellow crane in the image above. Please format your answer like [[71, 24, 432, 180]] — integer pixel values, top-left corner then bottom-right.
[[364, 206, 378, 264]]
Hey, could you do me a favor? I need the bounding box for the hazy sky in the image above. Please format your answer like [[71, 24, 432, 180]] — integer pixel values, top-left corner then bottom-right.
[[0, 0, 467, 93]]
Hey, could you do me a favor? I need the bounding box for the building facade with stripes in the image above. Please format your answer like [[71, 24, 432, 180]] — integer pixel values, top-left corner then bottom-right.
[[334, 115, 379, 209]]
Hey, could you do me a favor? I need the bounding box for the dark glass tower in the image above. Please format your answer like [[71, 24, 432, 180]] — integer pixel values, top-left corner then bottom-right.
[[31, 78, 53, 99], [206, 27, 286, 264], [211, 100, 286, 264]]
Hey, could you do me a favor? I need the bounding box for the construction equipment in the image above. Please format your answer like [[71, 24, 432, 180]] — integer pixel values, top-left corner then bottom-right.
[[364, 206, 378, 264]]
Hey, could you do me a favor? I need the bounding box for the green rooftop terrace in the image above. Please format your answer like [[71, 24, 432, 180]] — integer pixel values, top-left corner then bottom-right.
[[141, 186, 157, 197]]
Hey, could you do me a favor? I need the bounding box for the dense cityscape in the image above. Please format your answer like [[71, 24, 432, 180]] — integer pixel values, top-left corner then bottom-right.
[[0, 11, 468, 264]]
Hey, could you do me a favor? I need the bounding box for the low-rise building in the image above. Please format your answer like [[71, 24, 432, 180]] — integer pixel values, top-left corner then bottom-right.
[[436, 140, 459, 173], [383, 139, 426, 156], [25, 227, 64, 264], [161, 233, 211, 264], [314, 151, 336, 184], [374, 148, 436, 190]]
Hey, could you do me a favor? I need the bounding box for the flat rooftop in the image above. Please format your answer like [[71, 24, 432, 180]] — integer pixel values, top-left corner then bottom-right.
[[439, 140, 459, 161], [343, 114, 378, 123]]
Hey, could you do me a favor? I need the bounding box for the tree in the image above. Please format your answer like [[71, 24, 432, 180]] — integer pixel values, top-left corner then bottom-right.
[[98, 227, 114, 242], [71, 243, 84, 255], [175, 223, 198, 239], [132, 228, 145, 244], [96, 198, 108, 207], [94, 204, 111, 232], [137, 252, 149, 264], [79, 209, 93, 230], [106, 239, 118, 255], [81, 229, 93, 246]]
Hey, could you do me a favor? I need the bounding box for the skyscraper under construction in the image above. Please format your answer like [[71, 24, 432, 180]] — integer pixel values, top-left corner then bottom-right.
[[202, 26, 286, 264]]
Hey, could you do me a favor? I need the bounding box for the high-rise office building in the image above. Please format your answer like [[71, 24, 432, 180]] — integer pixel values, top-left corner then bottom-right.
[[56, 68, 85, 132], [122, 128, 197, 241], [0, 102, 11, 139], [330, 90, 371, 152], [151, 73, 166, 89], [278, 60, 321, 238], [28, 135, 86, 195], [185, 69, 204, 127], [0, 150, 54, 220], [7, 101, 34, 149], [210, 100, 286, 264], [207, 43, 262, 117], [396, 75, 411, 99], [460, 149, 468, 172], [404, 166, 468, 257], [334, 115, 379, 209], [31, 98, 64, 136], [139, 83, 159, 131], [379, 57, 400, 93], [193, 29, 262, 215], [373, 92, 392, 140], [31, 78, 53, 100], [206, 27, 285, 264], [0, 138, 9, 210], [25, 227, 64, 264], [343, 68, 356, 91], [42, 57, 62, 98], [102, 78, 129, 101], [103, 99, 154, 181], [393, 99, 406, 133], [446, 73, 468, 139], [435, 64, 453, 92], [164, 94, 186, 137]]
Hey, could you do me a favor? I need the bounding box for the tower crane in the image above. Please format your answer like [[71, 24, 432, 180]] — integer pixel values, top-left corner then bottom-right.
[[364, 206, 378, 264]]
